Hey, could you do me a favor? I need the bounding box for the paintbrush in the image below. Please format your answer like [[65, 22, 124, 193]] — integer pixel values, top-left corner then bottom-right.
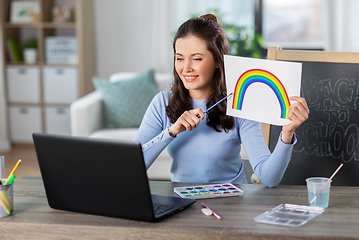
[[309, 163, 343, 205], [198, 93, 233, 118]]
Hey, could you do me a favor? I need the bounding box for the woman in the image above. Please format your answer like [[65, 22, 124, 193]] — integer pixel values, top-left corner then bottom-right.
[[133, 14, 309, 187]]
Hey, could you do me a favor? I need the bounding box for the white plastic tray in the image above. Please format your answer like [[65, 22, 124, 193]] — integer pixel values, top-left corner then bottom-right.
[[254, 204, 325, 227]]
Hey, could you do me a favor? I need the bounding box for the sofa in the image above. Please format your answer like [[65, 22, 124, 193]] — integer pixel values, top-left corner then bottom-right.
[[70, 71, 255, 182]]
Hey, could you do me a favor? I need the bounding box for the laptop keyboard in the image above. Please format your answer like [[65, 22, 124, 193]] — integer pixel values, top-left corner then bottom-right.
[[153, 203, 175, 215]]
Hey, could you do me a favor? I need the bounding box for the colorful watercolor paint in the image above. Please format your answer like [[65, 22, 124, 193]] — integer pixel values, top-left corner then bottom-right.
[[174, 183, 244, 199]]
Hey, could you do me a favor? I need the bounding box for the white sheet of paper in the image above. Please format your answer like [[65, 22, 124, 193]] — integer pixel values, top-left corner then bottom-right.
[[224, 55, 302, 126]]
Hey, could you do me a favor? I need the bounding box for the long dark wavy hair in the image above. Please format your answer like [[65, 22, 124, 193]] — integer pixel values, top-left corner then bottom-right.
[[166, 14, 234, 132]]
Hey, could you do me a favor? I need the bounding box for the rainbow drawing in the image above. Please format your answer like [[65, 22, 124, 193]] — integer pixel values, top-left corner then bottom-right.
[[232, 69, 290, 119]]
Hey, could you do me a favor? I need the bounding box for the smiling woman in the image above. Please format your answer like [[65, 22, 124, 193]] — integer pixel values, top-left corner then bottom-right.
[[133, 14, 309, 187], [174, 36, 217, 100], [167, 14, 231, 133]]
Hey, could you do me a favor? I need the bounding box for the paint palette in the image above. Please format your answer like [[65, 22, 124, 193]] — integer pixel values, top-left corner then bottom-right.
[[174, 183, 244, 199]]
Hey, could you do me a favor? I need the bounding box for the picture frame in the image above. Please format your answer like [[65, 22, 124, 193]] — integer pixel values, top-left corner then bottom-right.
[[10, 1, 40, 23]]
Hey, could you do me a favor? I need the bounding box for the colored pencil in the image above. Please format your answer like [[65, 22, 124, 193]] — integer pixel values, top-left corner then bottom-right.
[[4, 159, 21, 185], [6, 174, 15, 186], [0, 194, 11, 215], [0, 188, 12, 215]]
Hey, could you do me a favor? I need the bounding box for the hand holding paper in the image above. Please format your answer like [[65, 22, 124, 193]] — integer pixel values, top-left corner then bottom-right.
[[281, 96, 310, 144]]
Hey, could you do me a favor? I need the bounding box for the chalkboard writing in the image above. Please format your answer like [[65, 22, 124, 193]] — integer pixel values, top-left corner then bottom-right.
[[269, 61, 359, 186]]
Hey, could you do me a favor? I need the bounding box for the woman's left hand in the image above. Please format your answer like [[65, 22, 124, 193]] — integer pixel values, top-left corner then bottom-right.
[[281, 96, 309, 144]]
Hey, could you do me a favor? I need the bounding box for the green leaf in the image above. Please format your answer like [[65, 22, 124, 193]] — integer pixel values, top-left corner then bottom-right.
[[19, 10, 27, 16]]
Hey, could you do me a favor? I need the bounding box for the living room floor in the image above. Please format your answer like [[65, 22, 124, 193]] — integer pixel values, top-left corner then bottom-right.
[[0, 144, 41, 180]]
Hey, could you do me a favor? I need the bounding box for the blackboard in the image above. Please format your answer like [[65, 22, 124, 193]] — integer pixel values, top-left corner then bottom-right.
[[269, 61, 359, 186]]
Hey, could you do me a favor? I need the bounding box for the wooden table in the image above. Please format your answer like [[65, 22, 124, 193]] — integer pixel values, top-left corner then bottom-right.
[[1, 176, 358, 240]]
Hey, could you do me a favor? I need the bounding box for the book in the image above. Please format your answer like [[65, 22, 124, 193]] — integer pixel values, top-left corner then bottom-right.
[[7, 38, 23, 62], [4, 42, 12, 61]]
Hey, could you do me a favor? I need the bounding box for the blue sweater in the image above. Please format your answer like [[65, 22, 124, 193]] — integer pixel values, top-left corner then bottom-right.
[[133, 92, 295, 187]]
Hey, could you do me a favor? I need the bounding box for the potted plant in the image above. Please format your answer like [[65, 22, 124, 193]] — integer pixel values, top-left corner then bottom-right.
[[222, 23, 264, 59], [23, 38, 38, 63]]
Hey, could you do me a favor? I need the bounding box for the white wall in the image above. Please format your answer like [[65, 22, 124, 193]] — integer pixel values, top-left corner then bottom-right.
[[93, 0, 174, 79]]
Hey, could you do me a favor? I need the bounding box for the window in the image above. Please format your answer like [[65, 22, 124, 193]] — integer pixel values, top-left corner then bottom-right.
[[262, 0, 324, 49], [174, 0, 254, 32], [174, 0, 259, 57]]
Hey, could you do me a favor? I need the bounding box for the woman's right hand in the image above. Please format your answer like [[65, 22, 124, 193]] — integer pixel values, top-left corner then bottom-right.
[[168, 108, 205, 137]]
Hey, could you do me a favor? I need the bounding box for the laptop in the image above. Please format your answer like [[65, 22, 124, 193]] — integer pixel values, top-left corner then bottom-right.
[[32, 133, 195, 222]]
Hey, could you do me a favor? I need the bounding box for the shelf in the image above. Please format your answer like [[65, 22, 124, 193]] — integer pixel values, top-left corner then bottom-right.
[[3, 22, 76, 29], [1, 0, 94, 142], [7, 102, 71, 108], [6, 62, 78, 67], [3, 23, 38, 28], [41, 22, 76, 29], [6, 62, 40, 66], [42, 62, 78, 67], [7, 102, 41, 106]]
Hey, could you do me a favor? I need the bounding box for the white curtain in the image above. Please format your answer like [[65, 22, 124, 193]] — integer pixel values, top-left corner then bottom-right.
[[0, 25, 10, 152], [174, 0, 254, 29], [143, 0, 174, 73], [144, 0, 254, 73], [93, 0, 254, 78], [94, 0, 174, 78], [323, 0, 359, 52]]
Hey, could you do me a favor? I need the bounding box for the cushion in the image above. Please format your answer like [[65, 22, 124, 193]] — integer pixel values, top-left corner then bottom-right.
[[92, 69, 158, 128]]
